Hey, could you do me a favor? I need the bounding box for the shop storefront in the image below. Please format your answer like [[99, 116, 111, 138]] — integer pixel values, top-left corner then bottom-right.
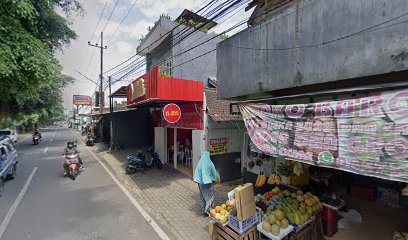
[[127, 66, 205, 177], [204, 87, 408, 240], [236, 87, 408, 239]]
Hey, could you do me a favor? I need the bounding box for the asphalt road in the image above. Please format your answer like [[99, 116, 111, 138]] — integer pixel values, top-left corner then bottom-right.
[[0, 127, 168, 240]]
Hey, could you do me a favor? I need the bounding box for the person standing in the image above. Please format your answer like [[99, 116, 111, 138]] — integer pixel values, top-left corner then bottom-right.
[[194, 151, 220, 214]]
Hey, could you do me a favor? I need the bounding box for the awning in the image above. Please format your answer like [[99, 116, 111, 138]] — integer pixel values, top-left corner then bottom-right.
[[109, 86, 128, 98]]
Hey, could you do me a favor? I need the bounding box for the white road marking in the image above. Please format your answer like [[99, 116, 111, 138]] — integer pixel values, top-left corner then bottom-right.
[[72, 132, 170, 240], [50, 139, 53, 143], [0, 167, 38, 239], [43, 147, 48, 154]]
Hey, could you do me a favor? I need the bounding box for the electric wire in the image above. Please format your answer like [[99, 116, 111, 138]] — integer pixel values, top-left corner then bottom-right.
[[103, 0, 221, 74], [224, 10, 408, 51], [107, 0, 248, 78], [106, 0, 140, 45], [96, 0, 121, 43], [111, 19, 247, 85]]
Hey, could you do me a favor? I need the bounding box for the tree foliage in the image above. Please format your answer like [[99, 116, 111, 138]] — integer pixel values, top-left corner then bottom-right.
[[0, 0, 82, 129]]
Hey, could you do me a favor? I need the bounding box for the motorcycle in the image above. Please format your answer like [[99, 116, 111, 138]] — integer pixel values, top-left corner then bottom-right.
[[63, 149, 80, 180], [32, 134, 40, 145], [126, 147, 162, 174], [86, 134, 94, 146]]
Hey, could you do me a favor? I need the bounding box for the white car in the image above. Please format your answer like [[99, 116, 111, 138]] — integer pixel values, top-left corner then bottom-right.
[[0, 129, 18, 143]]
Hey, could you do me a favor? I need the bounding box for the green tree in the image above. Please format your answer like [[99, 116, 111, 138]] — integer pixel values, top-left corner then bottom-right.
[[0, 0, 82, 129]]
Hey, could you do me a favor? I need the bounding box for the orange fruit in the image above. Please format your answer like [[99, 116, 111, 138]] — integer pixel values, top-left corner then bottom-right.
[[215, 206, 222, 213], [210, 209, 216, 218]]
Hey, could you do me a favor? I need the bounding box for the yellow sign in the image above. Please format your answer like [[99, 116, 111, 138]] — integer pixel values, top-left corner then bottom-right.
[[210, 138, 228, 155], [131, 78, 146, 100]]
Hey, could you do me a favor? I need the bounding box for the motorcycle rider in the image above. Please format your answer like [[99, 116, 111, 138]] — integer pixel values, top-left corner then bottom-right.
[[32, 129, 42, 140], [63, 141, 83, 175]]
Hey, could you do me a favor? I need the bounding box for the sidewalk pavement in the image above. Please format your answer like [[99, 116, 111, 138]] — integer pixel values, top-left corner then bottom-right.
[[86, 141, 243, 240]]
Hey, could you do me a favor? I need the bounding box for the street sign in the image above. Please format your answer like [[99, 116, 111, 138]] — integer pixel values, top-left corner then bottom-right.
[[73, 95, 91, 105], [163, 103, 181, 123]]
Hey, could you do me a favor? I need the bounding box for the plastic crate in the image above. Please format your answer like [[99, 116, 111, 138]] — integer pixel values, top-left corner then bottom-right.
[[321, 206, 337, 221], [228, 208, 261, 234]]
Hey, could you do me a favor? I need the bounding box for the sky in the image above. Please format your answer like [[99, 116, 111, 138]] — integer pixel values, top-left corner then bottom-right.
[[58, 0, 253, 114]]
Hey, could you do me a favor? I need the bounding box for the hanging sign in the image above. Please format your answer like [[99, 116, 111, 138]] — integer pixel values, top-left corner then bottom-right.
[[163, 103, 181, 123], [210, 138, 228, 155], [240, 88, 408, 183]]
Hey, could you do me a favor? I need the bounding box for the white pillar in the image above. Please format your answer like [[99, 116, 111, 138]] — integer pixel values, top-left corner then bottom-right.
[[164, 127, 168, 164], [173, 128, 177, 169]]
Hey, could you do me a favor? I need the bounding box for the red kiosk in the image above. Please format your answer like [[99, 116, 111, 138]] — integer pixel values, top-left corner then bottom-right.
[[127, 67, 204, 176]]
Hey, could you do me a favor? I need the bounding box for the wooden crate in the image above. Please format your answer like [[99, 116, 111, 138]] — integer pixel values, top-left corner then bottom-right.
[[209, 222, 259, 240]]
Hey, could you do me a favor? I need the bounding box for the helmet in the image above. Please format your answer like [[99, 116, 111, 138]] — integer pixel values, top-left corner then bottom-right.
[[67, 141, 74, 148]]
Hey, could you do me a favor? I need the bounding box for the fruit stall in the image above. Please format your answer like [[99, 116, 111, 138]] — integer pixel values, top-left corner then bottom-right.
[[208, 182, 326, 240]]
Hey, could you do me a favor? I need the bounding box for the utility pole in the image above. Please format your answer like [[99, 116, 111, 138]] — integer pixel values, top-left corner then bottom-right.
[[88, 32, 107, 113], [109, 76, 113, 150]]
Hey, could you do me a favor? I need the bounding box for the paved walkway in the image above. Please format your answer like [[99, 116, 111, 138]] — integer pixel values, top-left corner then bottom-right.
[[90, 143, 242, 240]]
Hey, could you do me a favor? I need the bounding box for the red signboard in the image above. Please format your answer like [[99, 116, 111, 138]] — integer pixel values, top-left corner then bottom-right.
[[151, 103, 204, 130], [163, 104, 181, 123]]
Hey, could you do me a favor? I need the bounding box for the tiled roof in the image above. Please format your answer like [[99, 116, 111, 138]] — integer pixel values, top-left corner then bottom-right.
[[205, 88, 242, 122]]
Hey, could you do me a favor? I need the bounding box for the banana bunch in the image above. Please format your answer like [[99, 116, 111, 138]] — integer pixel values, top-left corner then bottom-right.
[[255, 172, 266, 187], [267, 173, 281, 185]]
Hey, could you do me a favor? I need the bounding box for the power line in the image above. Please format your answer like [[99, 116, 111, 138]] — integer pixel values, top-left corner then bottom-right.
[[224, 10, 408, 51], [83, 0, 109, 74], [109, 16, 247, 85], [96, 0, 121, 43], [106, 0, 140, 45], [89, 0, 109, 43], [75, 70, 100, 87], [103, 0, 221, 74], [113, 19, 247, 82], [107, 0, 247, 77]]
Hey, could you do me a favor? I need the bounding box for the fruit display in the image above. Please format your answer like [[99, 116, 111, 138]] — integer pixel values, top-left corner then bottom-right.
[[255, 172, 267, 187], [209, 200, 235, 224], [275, 191, 322, 226], [267, 173, 282, 185], [261, 209, 291, 236], [256, 187, 284, 214]]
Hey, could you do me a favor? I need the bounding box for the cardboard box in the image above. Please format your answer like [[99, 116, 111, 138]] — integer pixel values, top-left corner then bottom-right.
[[234, 183, 256, 221]]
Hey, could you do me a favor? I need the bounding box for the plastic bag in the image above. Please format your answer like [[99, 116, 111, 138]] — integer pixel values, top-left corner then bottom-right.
[[338, 209, 362, 223], [337, 218, 351, 229]]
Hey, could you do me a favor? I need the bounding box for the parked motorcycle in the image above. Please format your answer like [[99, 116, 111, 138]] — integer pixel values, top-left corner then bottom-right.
[[126, 147, 162, 174], [149, 147, 163, 169], [86, 134, 94, 146], [32, 134, 40, 145], [63, 149, 80, 180]]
